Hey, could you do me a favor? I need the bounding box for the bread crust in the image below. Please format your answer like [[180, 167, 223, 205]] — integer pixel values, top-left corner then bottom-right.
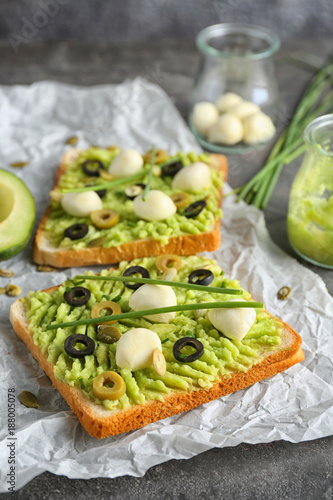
[[10, 293, 304, 439], [33, 152, 228, 268]]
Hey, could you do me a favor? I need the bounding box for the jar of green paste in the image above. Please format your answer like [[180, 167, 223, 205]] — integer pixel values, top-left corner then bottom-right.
[[287, 114, 333, 268]]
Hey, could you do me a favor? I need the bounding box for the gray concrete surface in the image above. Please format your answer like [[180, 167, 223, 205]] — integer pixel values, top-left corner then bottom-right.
[[1, 0, 333, 44], [0, 38, 332, 498]]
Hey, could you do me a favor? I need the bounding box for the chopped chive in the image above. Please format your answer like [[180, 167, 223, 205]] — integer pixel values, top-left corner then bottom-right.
[[102, 294, 111, 300], [111, 294, 122, 302], [161, 338, 169, 344], [142, 144, 156, 201], [79, 378, 85, 389], [39, 316, 45, 327], [127, 221, 137, 227], [185, 331, 195, 338], [46, 301, 263, 331], [66, 286, 71, 294], [61, 170, 147, 193], [74, 274, 243, 296]]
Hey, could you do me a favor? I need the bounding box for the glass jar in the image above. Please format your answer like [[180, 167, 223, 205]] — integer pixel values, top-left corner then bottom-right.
[[189, 23, 280, 154], [287, 115, 333, 269]]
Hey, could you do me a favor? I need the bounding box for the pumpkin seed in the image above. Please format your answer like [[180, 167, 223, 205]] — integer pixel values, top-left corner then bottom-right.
[[37, 265, 57, 272], [10, 161, 29, 168], [277, 286, 291, 300], [0, 268, 14, 278], [6, 284, 21, 297], [96, 325, 121, 344], [65, 135, 79, 145], [20, 390, 39, 409]]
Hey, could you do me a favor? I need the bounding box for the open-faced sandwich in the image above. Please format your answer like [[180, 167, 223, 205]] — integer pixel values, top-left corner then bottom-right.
[[10, 255, 304, 439], [33, 147, 227, 268]]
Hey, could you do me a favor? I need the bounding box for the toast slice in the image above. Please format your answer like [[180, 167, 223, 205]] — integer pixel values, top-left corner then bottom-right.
[[10, 255, 304, 439], [33, 148, 227, 268]]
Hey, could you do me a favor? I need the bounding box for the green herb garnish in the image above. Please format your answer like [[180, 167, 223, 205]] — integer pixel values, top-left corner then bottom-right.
[[142, 144, 156, 201], [61, 170, 147, 194], [74, 274, 243, 296], [161, 338, 169, 344], [234, 57, 333, 208], [66, 287, 71, 294], [79, 378, 85, 389], [46, 301, 263, 331]]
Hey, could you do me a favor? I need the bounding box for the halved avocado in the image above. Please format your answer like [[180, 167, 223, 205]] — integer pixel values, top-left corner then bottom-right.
[[0, 169, 36, 260]]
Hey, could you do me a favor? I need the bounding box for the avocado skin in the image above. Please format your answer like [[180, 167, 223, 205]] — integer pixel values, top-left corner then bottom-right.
[[0, 169, 36, 261]]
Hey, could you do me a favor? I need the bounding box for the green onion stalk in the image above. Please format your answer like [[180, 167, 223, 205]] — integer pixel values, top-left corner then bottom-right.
[[234, 56, 333, 209]]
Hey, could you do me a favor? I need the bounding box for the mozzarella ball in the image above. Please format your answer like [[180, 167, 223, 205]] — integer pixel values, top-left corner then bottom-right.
[[108, 149, 143, 178], [129, 284, 177, 323], [243, 111, 276, 144], [208, 299, 257, 341], [116, 328, 162, 371], [215, 92, 243, 113], [61, 191, 103, 217], [171, 162, 211, 191], [207, 113, 244, 145], [191, 102, 219, 136], [228, 101, 260, 120], [133, 190, 176, 221]]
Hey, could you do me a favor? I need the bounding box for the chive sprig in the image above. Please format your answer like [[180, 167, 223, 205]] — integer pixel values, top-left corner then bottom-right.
[[61, 170, 147, 194], [46, 301, 263, 331], [142, 144, 156, 201], [74, 274, 243, 296]]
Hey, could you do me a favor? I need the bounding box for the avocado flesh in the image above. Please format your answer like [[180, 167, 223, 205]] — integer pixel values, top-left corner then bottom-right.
[[0, 169, 36, 260]]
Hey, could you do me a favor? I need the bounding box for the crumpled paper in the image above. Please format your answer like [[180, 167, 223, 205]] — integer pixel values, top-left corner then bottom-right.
[[0, 78, 332, 492]]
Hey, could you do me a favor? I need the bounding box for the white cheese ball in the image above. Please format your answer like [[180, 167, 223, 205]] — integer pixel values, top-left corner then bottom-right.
[[215, 92, 243, 113], [171, 162, 211, 191], [116, 328, 162, 371], [108, 149, 143, 178], [243, 111, 276, 144], [129, 284, 177, 323], [133, 190, 177, 221], [191, 101, 219, 136], [61, 191, 103, 217], [207, 113, 244, 145], [228, 101, 260, 120], [208, 299, 257, 341]]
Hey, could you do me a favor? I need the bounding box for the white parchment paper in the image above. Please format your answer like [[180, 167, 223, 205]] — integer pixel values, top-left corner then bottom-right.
[[0, 79, 332, 492]]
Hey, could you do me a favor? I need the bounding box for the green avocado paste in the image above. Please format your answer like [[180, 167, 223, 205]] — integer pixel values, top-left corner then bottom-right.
[[24, 256, 282, 411], [287, 148, 333, 267], [44, 148, 223, 249]]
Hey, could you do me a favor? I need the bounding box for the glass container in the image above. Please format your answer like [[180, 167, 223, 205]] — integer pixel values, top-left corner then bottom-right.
[[189, 23, 280, 154], [287, 115, 333, 269]]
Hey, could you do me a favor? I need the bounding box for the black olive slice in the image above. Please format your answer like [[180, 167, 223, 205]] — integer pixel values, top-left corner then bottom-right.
[[125, 183, 146, 200], [64, 223, 89, 241], [161, 161, 183, 177], [182, 200, 206, 218], [188, 269, 214, 286], [173, 337, 204, 363], [82, 159, 104, 177], [64, 334, 95, 358], [85, 183, 107, 198], [122, 265, 150, 290], [64, 286, 91, 306]]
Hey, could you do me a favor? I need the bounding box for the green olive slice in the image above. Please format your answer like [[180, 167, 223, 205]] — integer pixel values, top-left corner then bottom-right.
[[144, 148, 168, 165], [152, 348, 166, 376], [96, 325, 121, 344], [93, 371, 126, 400], [91, 301, 121, 325], [171, 192, 191, 210], [156, 254, 182, 273], [87, 236, 107, 248], [90, 209, 119, 229]]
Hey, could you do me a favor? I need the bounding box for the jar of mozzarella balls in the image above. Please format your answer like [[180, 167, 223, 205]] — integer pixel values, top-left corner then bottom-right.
[[189, 24, 280, 153]]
